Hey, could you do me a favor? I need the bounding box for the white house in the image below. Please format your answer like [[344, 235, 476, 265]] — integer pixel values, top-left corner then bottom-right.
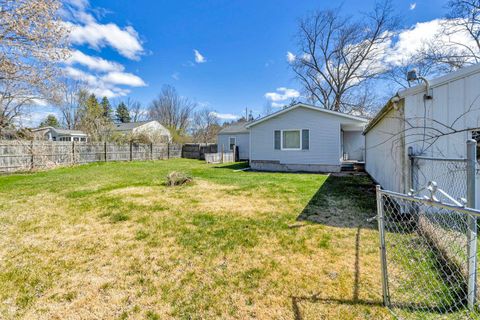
[[32, 126, 88, 142], [364, 63, 480, 201], [217, 121, 250, 160], [246, 103, 368, 172], [113, 120, 171, 142]]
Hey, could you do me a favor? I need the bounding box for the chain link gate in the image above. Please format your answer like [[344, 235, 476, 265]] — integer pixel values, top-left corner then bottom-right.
[[376, 140, 480, 318]]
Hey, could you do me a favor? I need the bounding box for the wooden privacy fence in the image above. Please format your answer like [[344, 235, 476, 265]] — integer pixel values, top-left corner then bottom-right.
[[182, 143, 217, 160], [0, 140, 182, 173]]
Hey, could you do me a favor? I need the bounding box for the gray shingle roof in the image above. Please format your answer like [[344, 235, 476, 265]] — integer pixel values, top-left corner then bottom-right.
[[32, 127, 87, 136], [114, 121, 154, 131], [218, 121, 249, 134], [53, 128, 87, 135]]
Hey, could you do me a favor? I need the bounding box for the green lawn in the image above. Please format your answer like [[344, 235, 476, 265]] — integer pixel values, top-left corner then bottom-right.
[[0, 159, 390, 319]]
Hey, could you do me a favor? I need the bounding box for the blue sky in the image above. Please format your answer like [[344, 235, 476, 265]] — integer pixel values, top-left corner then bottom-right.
[[27, 0, 451, 125]]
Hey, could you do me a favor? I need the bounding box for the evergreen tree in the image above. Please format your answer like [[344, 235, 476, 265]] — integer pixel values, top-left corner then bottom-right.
[[39, 114, 60, 128], [78, 93, 112, 141], [115, 102, 131, 123], [100, 96, 112, 120]]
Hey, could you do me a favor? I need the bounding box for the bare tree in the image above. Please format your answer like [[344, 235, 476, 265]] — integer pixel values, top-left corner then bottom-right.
[[56, 79, 86, 130], [0, 0, 69, 133], [262, 102, 274, 116], [192, 109, 220, 143], [127, 98, 145, 122], [291, 1, 398, 113], [420, 0, 480, 71], [148, 85, 196, 134]]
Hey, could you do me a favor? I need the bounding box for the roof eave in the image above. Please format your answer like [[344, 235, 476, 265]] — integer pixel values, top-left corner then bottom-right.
[[246, 103, 368, 128]]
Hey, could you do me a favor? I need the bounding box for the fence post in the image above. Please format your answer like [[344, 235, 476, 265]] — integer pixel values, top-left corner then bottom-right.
[[150, 143, 153, 160], [466, 139, 477, 310], [167, 142, 170, 159], [376, 185, 390, 307], [72, 141, 75, 165], [221, 144, 224, 164], [30, 140, 34, 170], [408, 146, 415, 192], [104, 141, 107, 162], [129, 141, 133, 161]]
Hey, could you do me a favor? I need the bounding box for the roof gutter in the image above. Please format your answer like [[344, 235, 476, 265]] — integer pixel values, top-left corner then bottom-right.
[[363, 93, 402, 135]]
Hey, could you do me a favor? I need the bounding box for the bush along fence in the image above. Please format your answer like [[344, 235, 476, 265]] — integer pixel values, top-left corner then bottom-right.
[[376, 139, 480, 318], [0, 140, 182, 173]]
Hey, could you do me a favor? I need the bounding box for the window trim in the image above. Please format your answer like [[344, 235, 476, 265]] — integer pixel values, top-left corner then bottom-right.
[[280, 129, 302, 151]]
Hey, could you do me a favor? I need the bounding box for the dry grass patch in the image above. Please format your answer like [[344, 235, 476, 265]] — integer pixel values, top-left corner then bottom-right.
[[108, 180, 281, 217]]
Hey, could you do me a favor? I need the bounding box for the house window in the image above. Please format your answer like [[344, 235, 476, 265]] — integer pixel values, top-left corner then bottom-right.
[[229, 137, 236, 151], [274, 129, 310, 150], [282, 130, 301, 150]]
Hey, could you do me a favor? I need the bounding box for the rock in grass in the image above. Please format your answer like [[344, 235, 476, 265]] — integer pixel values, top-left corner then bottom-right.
[[166, 171, 193, 186]]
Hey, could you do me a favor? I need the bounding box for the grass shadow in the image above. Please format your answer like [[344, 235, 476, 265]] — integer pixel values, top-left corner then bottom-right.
[[213, 162, 249, 170], [297, 173, 377, 229]]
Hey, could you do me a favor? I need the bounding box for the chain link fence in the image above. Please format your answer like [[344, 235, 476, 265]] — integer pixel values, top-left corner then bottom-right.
[[411, 155, 468, 202], [377, 140, 479, 319], [378, 186, 479, 319]]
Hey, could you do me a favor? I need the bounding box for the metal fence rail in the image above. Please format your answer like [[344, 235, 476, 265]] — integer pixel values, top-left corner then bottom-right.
[[410, 154, 468, 202]]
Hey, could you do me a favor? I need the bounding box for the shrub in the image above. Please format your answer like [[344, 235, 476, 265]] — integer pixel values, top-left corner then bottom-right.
[[165, 171, 192, 186]]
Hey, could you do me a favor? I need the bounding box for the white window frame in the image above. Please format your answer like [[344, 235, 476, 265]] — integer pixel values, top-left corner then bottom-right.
[[280, 129, 302, 151], [229, 136, 236, 151]]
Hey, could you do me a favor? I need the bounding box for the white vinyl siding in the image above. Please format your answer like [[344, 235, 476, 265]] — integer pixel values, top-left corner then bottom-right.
[[250, 106, 365, 166], [217, 132, 250, 160], [365, 105, 405, 193]]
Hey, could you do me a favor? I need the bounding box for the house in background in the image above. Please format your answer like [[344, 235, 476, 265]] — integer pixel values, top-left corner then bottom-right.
[[246, 103, 368, 172], [32, 126, 88, 142], [113, 120, 171, 142], [364, 63, 480, 202], [217, 121, 250, 160]]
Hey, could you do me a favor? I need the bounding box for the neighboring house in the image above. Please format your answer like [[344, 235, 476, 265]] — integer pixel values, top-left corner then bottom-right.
[[217, 121, 250, 160], [113, 120, 171, 142], [246, 103, 368, 172], [32, 126, 88, 142], [364, 63, 480, 199]]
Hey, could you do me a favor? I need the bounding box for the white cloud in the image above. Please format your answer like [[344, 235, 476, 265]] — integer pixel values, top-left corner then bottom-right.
[[101, 71, 146, 87], [171, 72, 180, 80], [385, 19, 478, 66], [62, 0, 144, 60], [210, 112, 239, 120], [409, 3, 417, 10], [64, 0, 89, 10], [286, 51, 296, 63], [66, 50, 124, 72], [265, 87, 300, 102], [66, 21, 144, 60], [194, 49, 207, 63], [271, 102, 285, 108], [64, 66, 136, 98]]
